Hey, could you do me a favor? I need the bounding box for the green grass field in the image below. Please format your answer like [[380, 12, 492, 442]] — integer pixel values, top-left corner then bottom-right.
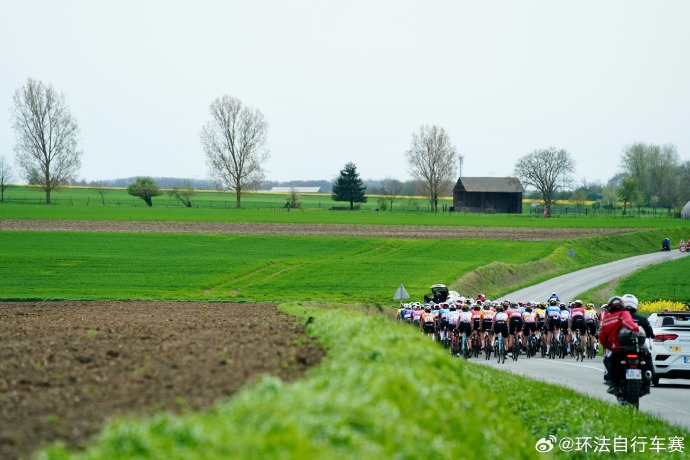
[[0, 231, 559, 303], [4, 197, 689, 459]]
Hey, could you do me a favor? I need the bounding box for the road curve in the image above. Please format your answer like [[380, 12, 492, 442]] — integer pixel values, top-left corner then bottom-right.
[[498, 250, 686, 304], [487, 249, 690, 429]]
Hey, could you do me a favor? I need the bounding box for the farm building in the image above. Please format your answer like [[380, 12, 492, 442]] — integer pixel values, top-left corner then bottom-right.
[[270, 187, 324, 193], [452, 177, 524, 214], [682, 200, 690, 220]]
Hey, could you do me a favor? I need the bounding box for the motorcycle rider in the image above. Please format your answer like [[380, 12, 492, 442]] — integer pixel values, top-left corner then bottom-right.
[[599, 296, 639, 394], [622, 294, 656, 389]]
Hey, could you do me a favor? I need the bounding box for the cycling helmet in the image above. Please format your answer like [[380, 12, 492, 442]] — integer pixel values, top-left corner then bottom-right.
[[424, 306, 431, 313], [607, 296, 625, 313], [622, 294, 639, 312], [549, 299, 557, 306], [574, 299, 583, 306]]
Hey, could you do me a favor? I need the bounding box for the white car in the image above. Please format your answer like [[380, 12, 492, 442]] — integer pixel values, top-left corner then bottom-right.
[[648, 311, 690, 386]]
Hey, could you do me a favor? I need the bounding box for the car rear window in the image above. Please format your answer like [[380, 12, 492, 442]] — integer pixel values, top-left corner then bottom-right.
[[656, 314, 690, 328]]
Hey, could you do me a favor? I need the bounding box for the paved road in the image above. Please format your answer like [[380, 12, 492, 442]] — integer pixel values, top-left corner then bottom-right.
[[486, 249, 690, 429], [472, 355, 690, 430], [497, 250, 686, 304]]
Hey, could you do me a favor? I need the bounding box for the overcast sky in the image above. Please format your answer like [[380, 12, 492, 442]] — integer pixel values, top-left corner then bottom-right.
[[2, 1, 689, 184]]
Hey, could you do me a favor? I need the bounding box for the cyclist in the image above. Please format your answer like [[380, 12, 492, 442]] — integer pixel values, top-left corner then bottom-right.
[[438, 302, 451, 343], [559, 302, 571, 354], [410, 304, 423, 327], [569, 300, 587, 354], [534, 302, 547, 346], [480, 304, 495, 350], [457, 304, 473, 353], [545, 299, 561, 355], [506, 301, 523, 354], [584, 303, 599, 351], [420, 306, 437, 339], [492, 304, 509, 351], [470, 303, 482, 333], [522, 304, 537, 351]]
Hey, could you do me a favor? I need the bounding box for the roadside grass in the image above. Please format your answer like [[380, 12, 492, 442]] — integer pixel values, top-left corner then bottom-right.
[[616, 255, 690, 303], [0, 231, 559, 303], [38, 304, 689, 460]]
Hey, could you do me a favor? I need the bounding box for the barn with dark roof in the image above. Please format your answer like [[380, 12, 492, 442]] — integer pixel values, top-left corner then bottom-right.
[[452, 177, 524, 213]]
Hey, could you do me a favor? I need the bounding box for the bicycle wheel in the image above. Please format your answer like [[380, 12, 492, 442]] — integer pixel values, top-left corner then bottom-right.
[[462, 335, 469, 359], [495, 341, 501, 363]]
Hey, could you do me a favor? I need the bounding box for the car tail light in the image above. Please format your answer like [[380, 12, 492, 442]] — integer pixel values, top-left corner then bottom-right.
[[654, 334, 678, 342]]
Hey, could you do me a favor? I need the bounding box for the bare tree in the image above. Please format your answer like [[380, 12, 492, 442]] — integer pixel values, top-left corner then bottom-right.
[[200, 95, 269, 208], [285, 187, 301, 209], [513, 147, 575, 217], [406, 125, 458, 212], [0, 155, 16, 202], [11, 78, 82, 204], [380, 177, 404, 211], [167, 180, 195, 207], [95, 183, 109, 205]]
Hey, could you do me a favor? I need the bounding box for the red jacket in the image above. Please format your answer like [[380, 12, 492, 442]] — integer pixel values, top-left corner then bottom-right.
[[599, 310, 639, 351]]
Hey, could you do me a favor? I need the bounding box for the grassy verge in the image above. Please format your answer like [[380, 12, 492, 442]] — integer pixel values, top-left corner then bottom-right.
[[37, 304, 689, 459]]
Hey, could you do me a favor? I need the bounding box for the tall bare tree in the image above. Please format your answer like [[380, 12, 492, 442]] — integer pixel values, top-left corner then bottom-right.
[[513, 147, 575, 217], [200, 95, 269, 208], [0, 155, 16, 202], [11, 78, 82, 204], [405, 125, 457, 212]]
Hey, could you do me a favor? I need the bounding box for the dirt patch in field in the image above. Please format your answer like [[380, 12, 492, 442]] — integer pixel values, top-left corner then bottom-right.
[[0, 219, 639, 241], [0, 301, 324, 460]]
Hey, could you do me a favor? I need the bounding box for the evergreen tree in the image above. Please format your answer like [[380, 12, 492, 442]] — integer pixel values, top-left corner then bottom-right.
[[332, 162, 367, 210]]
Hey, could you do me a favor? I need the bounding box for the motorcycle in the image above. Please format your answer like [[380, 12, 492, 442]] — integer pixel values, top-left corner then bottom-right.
[[611, 331, 652, 409]]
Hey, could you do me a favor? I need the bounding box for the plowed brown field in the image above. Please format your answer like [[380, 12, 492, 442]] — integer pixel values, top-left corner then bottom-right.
[[0, 219, 638, 240], [0, 301, 324, 460]]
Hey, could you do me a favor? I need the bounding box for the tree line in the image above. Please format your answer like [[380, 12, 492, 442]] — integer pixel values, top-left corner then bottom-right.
[[2, 77, 689, 212]]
